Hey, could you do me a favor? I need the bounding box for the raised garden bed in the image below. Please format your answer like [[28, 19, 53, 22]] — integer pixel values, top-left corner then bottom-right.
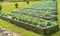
[[0, 16, 58, 35], [0, 0, 58, 35]]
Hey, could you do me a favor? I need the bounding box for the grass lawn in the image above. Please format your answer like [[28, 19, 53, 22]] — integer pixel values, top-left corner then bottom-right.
[[0, 0, 60, 36], [0, 19, 43, 36], [0, 1, 38, 12]]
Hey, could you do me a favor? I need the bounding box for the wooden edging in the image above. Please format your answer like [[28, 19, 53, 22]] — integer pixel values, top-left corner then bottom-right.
[[0, 16, 58, 35]]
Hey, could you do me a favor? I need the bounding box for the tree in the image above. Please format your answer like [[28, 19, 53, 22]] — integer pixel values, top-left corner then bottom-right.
[[26, 0, 29, 4], [15, 3, 18, 8]]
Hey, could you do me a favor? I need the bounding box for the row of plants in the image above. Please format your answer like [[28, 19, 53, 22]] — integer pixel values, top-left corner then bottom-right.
[[6, 1, 57, 27], [12, 1, 57, 20], [0, 12, 56, 27], [12, 12, 57, 18], [0, 1, 57, 28]]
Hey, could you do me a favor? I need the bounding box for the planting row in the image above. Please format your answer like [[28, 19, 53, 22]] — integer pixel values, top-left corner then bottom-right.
[[0, 12, 57, 27], [0, 1, 57, 27], [12, 1, 57, 20]]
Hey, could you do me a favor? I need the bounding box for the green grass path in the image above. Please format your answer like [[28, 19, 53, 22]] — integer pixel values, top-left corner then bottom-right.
[[0, 19, 43, 36]]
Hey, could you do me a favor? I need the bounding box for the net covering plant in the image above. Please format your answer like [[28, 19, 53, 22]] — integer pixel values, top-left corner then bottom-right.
[[0, 1, 57, 27]]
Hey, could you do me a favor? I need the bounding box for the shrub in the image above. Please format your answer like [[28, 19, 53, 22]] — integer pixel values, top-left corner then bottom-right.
[[15, 17, 19, 20], [32, 18, 38, 26], [15, 3, 18, 8], [4, 14, 8, 16], [0, 13, 4, 16], [26, 0, 29, 4], [47, 22, 52, 26], [22, 16, 27, 22], [19, 17, 21, 21], [39, 23, 45, 27], [12, 16, 16, 19], [26, 18, 32, 24], [20, 16, 24, 21], [39, 20, 45, 27]]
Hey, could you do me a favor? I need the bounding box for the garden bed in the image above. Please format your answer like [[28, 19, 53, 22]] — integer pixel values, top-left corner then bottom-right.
[[0, 1, 58, 35], [0, 16, 58, 35]]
